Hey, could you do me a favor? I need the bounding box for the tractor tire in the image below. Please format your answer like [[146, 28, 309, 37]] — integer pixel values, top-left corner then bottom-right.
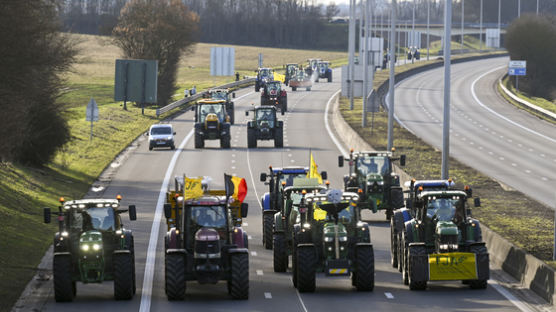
[[401, 232, 409, 285], [165, 253, 186, 300], [391, 188, 404, 209], [221, 135, 231, 149], [296, 247, 316, 292], [113, 252, 134, 300], [274, 129, 283, 148], [263, 214, 273, 249], [149, 145, 153, 151], [255, 84, 260, 92], [260, 96, 265, 106], [292, 245, 298, 288], [408, 245, 427, 290], [306, 87, 311, 91], [282, 99, 288, 112], [469, 245, 488, 289], [247, 129, 257, 148], [170, 144, 175, 150], [273, 234, 288, 272], [194, 134, 204, 149], [53, 255, 74, 302], [327, 72, 332, 82], [291, 86, 297, 91], [390, 217, 399, 268], [230, 253, 249, 299], [354, 246, 375, 291], [229, 107, 235, 125]]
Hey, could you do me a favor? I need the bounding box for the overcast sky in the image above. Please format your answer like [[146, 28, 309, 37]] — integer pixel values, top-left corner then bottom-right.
[[315, 0, 349, 5]]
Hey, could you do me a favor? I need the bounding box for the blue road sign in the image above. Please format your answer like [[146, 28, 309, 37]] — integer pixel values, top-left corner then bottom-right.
[[509, 68, 526, 76]]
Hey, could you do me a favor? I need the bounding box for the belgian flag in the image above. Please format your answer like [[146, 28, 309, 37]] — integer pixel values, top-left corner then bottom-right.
[[224, 174, 248, 203]]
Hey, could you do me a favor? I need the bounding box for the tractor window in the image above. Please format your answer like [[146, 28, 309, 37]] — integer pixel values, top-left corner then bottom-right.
[[426, 198, 458, 221], [190, 206, 227, 230], [199, 104, 224, 122], [72, 207, 115, 232], [357, 156, 389, 176], [211, 92, 227, 101], [280, 173, 307, 186], [256, 109, 275, 127], [260, 69, 270, 77]]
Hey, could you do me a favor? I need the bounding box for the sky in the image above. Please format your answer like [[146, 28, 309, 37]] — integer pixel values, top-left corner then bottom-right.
[[315, 0, 350, 5]]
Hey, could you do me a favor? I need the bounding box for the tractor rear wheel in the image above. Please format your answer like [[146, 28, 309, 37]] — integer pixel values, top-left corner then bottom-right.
[[408, 245, 427, 290], [354, 246, 375, 291], [292, 246, 298, 287], [327, 72, 332, 82], [282, 99, 288, 112], [221, 135, 231, 149], [53, 255, 74, 302], [194, 134, 204, 148], [391, 188, 404, 209], [247, 129, 257, 148], [273, 234, 288, 272], [113, 252, 134, 300], [263, 214, 273, 250], [292, 86, 297, 91], [401, 232, 409, 285], [230, 253, 249, 299], [165, 253, 186, 300], [296, 247, 316, 292], [469, 245, 488, 289], [274, 129, 283, 148]]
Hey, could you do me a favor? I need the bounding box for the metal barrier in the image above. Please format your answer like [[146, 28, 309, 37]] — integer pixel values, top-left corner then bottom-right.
[[156, 78, 256, 117]]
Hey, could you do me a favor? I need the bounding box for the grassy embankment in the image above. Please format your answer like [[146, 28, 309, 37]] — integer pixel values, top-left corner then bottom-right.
[[499, 75, 556, 121], [340, 46, 555, 268], [0, 33, 346, 312]]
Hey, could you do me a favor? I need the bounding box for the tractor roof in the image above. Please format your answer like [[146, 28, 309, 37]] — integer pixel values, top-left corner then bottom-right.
[[184, 195, 227, 206], [197, 99, 226, 105], [353, 151, 393, 158], [62, 199, 120, 210], [284, 178, 325, 191], [305, 191, 359, 204], [404, 179, 452, 190], [255, 105, 277, 111], [271, 166, 309, 174], [209, 88, 229, 93], [418, 190, 468, 199]]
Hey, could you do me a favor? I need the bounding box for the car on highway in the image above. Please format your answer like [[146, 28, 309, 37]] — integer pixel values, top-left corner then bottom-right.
[[147, 124, 176, 151]]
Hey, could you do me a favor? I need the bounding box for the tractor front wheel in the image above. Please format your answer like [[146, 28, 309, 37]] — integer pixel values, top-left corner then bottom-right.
[[408, 245, 427, 290], [274, 129, 283, 148], [401, 232, 409, 285], [296, 247, 316, 292], [113, 252, 135, 300], [469, 245, 488, 289], [230, 253, 249, 299], [194, 133, 204, 149], [247, 129, 257, 148], [165, 253, 186, 300], [221, 135, 231, 149], [53, 255, 74, 302], [354, 246, 375, 291], [263, 214, 273, 250], [273, 234, 288, 272]]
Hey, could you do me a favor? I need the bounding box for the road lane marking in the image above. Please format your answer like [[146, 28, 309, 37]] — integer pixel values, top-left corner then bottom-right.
[[139, 129, 194, 312], [251, 251, 257, 256], [384, 292, 394, 299], [471, 66, 556, 144], [264, 292, 272, 299], [324, 89, 348, 157], [489, 280, 534, 312], [243, 222, 248, 226], [248, 235, 252, 240], [256, 270, 263, 276]]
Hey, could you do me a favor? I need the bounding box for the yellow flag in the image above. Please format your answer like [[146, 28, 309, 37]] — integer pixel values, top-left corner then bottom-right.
[[183, 176, 204, 200], [274, 72, 286, 83], [307, 152, 323, 184]]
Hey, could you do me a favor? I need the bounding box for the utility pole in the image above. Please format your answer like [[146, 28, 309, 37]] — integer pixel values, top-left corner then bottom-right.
[[412, 0, 415, 49], [461, 0, 464, 52], [427, 0, 430, 60], [537, 0, 540, 15], [349, 0, 356, 110], [363, 0, 369, 127], [518, 0, 521, 17], [387, 0, 396, 151], [441, 0, 452, 180], [480, 0, 483, 51], [498, 0, 501, 48]]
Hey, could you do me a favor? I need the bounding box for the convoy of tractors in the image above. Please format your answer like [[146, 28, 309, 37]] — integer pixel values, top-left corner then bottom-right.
[[42, 57, 490, 305]]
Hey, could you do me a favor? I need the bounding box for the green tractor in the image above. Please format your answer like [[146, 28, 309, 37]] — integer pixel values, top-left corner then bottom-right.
[[284, 63, 298, 86], [399, 188, 489, 290], [291, 189, 375, 292], [272, 178, 328, 271], [338, 149, 406, 220], [43, 196, 137, 301]]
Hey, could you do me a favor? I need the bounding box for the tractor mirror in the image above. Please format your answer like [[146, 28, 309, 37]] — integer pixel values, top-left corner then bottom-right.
[[232, 92, 236, 98], [145, 132, 149, 136], [466, 208, 473, 217], [321, 171, 328, 180], [400, 155, 406, 166], [245, 111, 249, 116], [241, 203, 249, 218], [338, 156, 344, 167], [465, 188, 473, 198], [43, 208, 51, 224], [260, 173, 267, 182], [128, 205, 137, 221], [281, 109, 285, 116], [474, 197, 481, 207], [164, 203, 172, 219], [173, 131, 176, 135]]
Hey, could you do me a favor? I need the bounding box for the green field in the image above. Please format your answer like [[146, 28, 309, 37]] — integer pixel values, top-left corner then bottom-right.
[[0, 33, 347, 312]]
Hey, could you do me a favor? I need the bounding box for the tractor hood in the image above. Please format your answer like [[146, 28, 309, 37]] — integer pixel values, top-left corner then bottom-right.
[[323, 223, 348, 241], [436, 221, 459, 236], [79, 230, 104, 254], [195, 227, 220, 241], [366, 173, 383, 184]]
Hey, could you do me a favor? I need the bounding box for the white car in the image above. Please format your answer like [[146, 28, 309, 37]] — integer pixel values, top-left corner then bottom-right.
[[147, 124, 176, 150]]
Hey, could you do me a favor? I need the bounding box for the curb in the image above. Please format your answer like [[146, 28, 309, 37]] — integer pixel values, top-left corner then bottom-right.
[[498, 75, 556, 123], [330, 55, 555, 305]]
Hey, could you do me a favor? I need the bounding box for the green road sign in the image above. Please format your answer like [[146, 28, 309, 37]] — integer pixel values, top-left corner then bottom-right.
[[114, 59, 158, 103]]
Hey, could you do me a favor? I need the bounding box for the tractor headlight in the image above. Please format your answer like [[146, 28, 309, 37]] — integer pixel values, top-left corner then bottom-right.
[[339, 236, 348, 242], [81, 244, 90, 252], [303, 223, 311, 229], [92, 244, 101, 251], [324, 237, 333, 242]]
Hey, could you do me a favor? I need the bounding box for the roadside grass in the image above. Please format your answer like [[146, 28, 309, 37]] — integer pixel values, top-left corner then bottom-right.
[[340, 70, 555, 265], [500, 75, 556, 118], [415, 35, 494, 56], [0, 33, 347, 312]]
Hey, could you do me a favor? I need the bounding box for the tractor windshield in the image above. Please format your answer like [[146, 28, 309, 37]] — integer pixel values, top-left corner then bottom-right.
[[280, 173, 309, 187], [267, 82, 280, 92], [357, 156, 389, 176], [259, 69, 271, 77], [189, 205, 227, 230], [199, 104, 224, 122], [426, 198, 459, 221], [313, 203, 354, 224], [71, 207, 116, 232], [256, 109, 275, 127], [210, 92, 227, 101]]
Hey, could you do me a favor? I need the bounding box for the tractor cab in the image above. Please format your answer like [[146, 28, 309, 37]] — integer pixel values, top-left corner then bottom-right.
[[254, 106, 277, 128], [193, 99, 232, 148], [207, 89, 235, 124]]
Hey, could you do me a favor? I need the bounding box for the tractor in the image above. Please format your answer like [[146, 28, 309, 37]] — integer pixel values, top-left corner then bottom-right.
[[398, 188, 489, 290], [260, 168, 327, 250], [255, 67, 274, 92], [288, 69, 312, 91], [207, 88, 236, 124], [43, 196, 137, 302], [305, 58, 321, 78], [284, 63, 298, 86], [246, 106, 284, 148], [163, 177, 249, 300], [272, 178, 328, 271], [192, 99, 232, 149], [260, 80, 287, 112], [390, 179, 454, 270], [316, 61, 332, 82], [291, 189, 375, 292], [338, 149, 406, 220]]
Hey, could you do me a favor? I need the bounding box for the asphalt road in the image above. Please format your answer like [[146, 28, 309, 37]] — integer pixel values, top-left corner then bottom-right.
[[33, 68, 542, 311], [394, 56, 556, 208]]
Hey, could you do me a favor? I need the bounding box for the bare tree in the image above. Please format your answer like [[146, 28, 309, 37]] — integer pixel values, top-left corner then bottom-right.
[[326, 2, 340, 21], [112, 0, 199, 106]]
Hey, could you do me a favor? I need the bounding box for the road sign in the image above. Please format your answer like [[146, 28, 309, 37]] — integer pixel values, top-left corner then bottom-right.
[[114, 59, 158, 103], [210, 47, 235, 76], [509, 60, 526, 76], [86, 98, 99, 122]]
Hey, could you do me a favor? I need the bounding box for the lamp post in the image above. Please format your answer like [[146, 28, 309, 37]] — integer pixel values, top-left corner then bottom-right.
[[349, 0, 356, 110], [461, 0, 464, 52], [427, 0, 430, 60], [441, 0, 452, 180], [479, 0, 483, 51], [387, 0, 396, 151]]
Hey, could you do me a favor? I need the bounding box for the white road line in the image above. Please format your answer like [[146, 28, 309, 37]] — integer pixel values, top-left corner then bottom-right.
[[243, 222, 248, 226], [292, 277, 309, 312], [139, 129, 194, 312], [324, 89, 347, 157], [264, 292, 272, 299], [489, 280, 534, 312], [384, 292, 395, 299], [248, 235, 252, 240], [471, 66, 556, 144], [251, 251, 257, 256], [256, 270, 263, 276]]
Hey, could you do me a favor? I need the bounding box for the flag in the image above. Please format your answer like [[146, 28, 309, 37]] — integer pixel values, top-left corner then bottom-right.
[[183, 176, 204, 200], [307, 152, 323, 184], [224, 174, 248, 203]]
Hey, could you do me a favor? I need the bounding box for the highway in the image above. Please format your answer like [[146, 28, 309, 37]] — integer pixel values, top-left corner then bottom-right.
[[395, 56, 556, 209], [30, 67, 545, 311]]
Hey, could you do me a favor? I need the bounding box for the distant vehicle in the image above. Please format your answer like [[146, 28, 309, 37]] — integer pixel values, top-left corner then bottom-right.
[[306, 58, 321, 77], [147, 124, 176, 151], [316, 61, 332, 82], [255, 67, 274, 92], [192, 99, 232, 148], [288, 69, 312, 91], [284, 63, 298, 86], [245, 106, 284, 148], [260, 80, 287, 112]]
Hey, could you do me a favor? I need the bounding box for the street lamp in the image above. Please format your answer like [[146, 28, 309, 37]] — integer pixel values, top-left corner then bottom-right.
[[461, 0, 464, 52], [441, 0, 452, 180]]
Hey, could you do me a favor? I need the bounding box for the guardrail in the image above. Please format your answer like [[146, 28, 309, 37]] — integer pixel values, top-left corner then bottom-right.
[[499, 75, 556, 122], [155, 77, 256, 117]]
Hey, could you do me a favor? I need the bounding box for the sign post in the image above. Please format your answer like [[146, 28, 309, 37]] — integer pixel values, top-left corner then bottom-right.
[[508, 60, 526, 91], [86, 98, 99, 141]]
